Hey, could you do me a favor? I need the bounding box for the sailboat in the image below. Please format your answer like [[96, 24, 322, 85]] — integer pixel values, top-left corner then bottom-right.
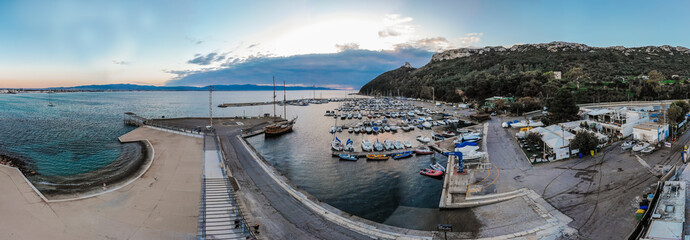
[[47, 92, 55, 107], [265, 78, 296, 137]]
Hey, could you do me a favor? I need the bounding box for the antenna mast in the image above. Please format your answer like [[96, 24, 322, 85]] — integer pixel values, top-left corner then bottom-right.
[[209, 86, 214, 129], [284, 80, 287, 119], [273, 76, 277, 121]]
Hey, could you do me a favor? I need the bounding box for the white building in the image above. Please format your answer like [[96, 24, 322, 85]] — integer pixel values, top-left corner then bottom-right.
[[633, 122, 670, 144], [582, 107, 650, 138], [529, 125, 575, 161]]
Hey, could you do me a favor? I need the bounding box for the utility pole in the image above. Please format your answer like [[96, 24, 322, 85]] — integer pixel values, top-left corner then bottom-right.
[[273, 76, 277, 121], [432, 87, 435, 103], [209, 85, 214, 130]]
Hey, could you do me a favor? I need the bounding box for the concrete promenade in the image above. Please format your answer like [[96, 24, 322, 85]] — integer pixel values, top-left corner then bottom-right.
[[0, 127, 203, 239]]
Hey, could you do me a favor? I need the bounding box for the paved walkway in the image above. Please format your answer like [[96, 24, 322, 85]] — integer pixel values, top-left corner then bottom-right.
[[0, 127, 202, 240]]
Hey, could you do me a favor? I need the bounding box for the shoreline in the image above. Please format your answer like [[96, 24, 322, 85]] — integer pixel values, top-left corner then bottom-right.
[[0, 139, 153, 201]]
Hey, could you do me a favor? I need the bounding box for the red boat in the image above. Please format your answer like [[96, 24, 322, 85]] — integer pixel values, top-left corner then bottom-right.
[[414, 147, 434, 155], [420, 168, 444, 177]]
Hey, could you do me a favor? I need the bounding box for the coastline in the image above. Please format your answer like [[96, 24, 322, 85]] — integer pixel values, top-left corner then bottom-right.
[[1, 139, 153, 201]]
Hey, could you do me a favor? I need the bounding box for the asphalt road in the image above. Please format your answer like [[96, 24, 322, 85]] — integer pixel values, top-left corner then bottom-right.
[[217, 127, 370, 240]]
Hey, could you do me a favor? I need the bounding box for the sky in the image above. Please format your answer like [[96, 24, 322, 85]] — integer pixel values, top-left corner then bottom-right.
[[1, 0, 690, 89]]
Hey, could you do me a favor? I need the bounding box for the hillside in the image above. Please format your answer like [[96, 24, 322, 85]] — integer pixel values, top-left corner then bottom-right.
[[360, 42, 690, 104], [47, 84, 335, 91]]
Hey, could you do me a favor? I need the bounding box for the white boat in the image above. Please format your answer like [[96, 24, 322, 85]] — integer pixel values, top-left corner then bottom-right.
[[422, 122, 432, 129], [347, 127, 354, 133], [384, 139, 394, 150], [374, 139, 384, 151], [401, 125, 411, 131], [384, 126, 391, 131], [329, 127, 336, 133], [361, 139, 373, 152], [460, 133, 482, 142], [416, 136, 431, 143], [390, 126, 398, 132], [332, 138, 343, 151], [621, 141, 634, 150], [360, 127, 367, 133], [404, 140, 412, 148], [461, 150, 486, 160], [353, 127, 361, 133], [344, 139, 355, 152], [640, 146, 655, 154], [337, 126, 343, 132], [357, 113, 362, 119], [632, 142, 650, 152], [393, 141, 405, 149], [347, 113, 353, 119]]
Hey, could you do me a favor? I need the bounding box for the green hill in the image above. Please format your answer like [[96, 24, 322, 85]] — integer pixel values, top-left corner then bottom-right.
[[360, 42, 690, 104]]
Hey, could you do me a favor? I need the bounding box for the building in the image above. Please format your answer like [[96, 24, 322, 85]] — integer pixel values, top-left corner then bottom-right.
[[633, 122, 670, 144], [581, 107, 650, 138], [529, 125, 575, 161], [484, 96, 514, 109], [642, 181, 685, 240]]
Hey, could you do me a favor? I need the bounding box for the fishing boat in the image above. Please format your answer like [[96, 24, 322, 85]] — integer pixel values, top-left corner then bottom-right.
[[329, 127, 337, 133], [416, 136, 431, 143], [430, 163, 446, 172], [392, 151, 413, 159], [374, 139, 384, 151], [361, 139, 373, 151], [416, 124, 424, 129], [341, 113, 347, 120], [353, 127, 361, 133], [361, 127, 367, 133], [420, 168, 443, 178], [339, 154, 358, 161], [632, 142, 650, 152], [366, 154, 388, 160], [390, 126, 398, 132], [404, 140, 413, 149], [337, 126, 343, 132], [357, 113, 362, 119], [441, 131, 456, 137], [332, 137, 343, 151], [393, 141, 404, 150], [47, 92, 55, 107], [372, 126, 379, 133], [415, 147, 434, 155], [347, 127, 354, 133], [384, 126, 391, 132], [422, 122, 432, 129], [401, 125, 411, 131], [366, 127, 373, 133], [347, 113, 353, 119], [344, 139, 355, 152]]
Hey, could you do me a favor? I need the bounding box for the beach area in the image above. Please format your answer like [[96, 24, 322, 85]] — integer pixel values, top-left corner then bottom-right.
[[0, 127, 202, 239]]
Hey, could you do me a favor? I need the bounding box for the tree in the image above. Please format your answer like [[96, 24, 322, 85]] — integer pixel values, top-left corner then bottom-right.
[[526, 132, 542, 145], [565, 67, 584, 89], [548, 88, 579, 124], [667, 105, 684, 124], [570, 131, 599, 155], [648, 70, 666, 83], [671, 100, 690, 115]]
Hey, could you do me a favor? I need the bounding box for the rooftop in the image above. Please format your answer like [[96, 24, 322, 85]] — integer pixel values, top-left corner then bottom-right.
[[634, 121, 668, 131], [645, 181, 685, 240]]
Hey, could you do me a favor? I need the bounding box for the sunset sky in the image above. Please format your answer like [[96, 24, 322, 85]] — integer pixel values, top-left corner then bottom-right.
[[1, 0, 689, 89]]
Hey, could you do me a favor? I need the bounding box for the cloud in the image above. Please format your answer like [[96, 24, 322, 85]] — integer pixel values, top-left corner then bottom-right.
[[185, 35, 204, 45], [395, 37, 452, 52], [378, 14, 414, 38], [247, 43, 259, 49], [187, 52, 227, 65], [459, 33, 483, 47], [166, 47, 434, 89], [112, 60, 130, 65], [335, 43, 360, 52]]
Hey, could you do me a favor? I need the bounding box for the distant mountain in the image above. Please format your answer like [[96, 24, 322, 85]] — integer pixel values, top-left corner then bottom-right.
[[49, 84, 336, 91], [360, 41, 690, 103]]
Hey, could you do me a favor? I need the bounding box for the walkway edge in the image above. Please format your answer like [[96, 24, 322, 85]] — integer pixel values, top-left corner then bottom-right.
[[236, 135, 433, 240]]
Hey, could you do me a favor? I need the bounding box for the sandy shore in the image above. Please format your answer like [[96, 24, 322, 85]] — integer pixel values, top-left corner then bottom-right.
[[0, 127, 202, 240]]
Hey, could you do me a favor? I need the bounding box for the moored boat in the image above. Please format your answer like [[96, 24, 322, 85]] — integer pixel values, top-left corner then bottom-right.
[[415, 147, 434, 155], [632, 142, 650, 152], [420, 168, 443, 178], [366, 154, 388, 160], [374, 139, 384, 151], [404, 140, 413, 148], [339, 154, 358, 161], [416, 136, 431, 143], [361, 139, 373, 152], [430, 163, 446, 172], [392, 151, 413, 159], [331, 137, 343, 151]]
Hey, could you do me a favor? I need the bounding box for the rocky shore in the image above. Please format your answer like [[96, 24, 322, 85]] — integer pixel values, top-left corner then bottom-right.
[[0, 153, 36, 175]]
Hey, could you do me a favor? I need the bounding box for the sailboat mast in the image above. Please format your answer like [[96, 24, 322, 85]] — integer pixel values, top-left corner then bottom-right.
[[273, 76, 277, 120], [283, 81, 287, 119]]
